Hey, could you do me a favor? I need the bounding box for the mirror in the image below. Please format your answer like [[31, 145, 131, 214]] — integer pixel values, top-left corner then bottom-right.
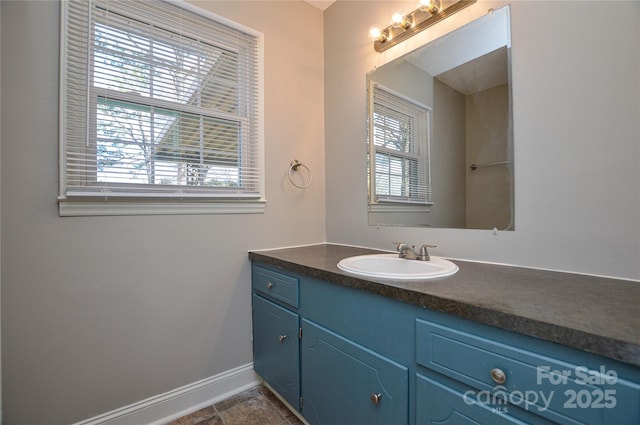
[[367, 6, 514, 230]]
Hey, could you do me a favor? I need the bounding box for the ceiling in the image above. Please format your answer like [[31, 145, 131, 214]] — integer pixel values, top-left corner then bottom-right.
[[304, 0, 335, 11]]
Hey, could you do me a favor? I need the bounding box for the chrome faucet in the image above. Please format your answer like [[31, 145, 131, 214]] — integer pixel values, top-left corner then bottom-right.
[[393, 242, 436, 261]]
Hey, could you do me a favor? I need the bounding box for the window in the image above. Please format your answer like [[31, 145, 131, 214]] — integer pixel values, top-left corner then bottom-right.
[[368, 82, 432, 207], [59, 0, 263, 216]]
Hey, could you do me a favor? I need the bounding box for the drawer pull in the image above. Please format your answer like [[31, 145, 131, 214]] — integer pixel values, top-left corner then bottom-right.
[[279, 334, 288, 342], [491, 368, 506, 384], [266, 282, 274, 289], [370, 393, 382, 405]]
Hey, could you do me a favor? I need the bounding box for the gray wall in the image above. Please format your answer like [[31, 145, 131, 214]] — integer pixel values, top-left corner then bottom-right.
[[325, 0, 640, 279], [1, 1, 325, 423]]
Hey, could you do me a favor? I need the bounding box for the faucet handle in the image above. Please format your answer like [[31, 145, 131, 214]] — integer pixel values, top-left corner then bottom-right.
[[392, 241, 406, 251], [392, 241, 411, 258], [417, 244, 436, 261]]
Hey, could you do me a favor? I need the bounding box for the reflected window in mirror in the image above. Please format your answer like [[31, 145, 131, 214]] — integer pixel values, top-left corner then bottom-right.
[[369, 83, 432, 208]]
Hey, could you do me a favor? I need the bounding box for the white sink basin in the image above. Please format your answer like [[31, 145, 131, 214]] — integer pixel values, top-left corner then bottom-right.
[[337, 254, 458, 280]]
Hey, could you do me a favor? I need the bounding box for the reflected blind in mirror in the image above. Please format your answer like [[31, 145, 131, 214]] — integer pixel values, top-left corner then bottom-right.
[[370, 83, 432, 205]]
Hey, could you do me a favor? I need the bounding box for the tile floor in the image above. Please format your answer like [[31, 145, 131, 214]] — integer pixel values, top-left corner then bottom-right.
[[165, 384, 305, 425]]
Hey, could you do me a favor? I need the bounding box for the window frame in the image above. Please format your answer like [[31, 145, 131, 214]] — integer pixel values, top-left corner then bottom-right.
[[58, 0, 265, 216]]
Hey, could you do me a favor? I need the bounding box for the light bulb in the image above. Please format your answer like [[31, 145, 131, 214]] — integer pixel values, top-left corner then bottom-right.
[[418, 0, 440, 14], [391, 11, 405, 28], [369, 25, 381, 39], [391, 10, 412, 30], [369, 25, 388, 43]]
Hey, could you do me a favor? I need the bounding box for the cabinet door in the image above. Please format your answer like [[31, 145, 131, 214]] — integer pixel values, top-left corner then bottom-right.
[[252, 294, 300, 409], [416, 372, 554, 425], [301, 318, 408, 425]]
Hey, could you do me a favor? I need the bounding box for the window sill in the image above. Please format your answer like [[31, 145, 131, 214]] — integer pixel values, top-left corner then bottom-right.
[[369, 203, 432, 214], [59, 199, 267, 217]]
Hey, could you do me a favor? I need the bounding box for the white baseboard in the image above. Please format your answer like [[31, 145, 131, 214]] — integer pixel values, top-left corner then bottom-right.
[[73, 363, 261, 425]]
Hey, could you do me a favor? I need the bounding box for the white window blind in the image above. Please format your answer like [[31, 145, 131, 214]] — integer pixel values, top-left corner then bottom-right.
[[369, 83, 432, 205], [59, 0, 263, 214]]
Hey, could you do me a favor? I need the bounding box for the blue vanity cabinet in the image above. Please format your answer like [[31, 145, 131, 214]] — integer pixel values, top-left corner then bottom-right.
[[251, 266, 300, 410], [251, 261, 640, 425], [252, 263, 410, 424]]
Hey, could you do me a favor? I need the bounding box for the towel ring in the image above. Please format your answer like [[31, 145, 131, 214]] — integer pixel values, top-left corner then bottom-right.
[[288, 159, 312, 189]]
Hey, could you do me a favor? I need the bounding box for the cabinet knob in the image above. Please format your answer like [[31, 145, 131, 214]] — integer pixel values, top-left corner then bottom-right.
[[370, 393, 382, 405], [491, 368, 506, 384], [279, 334, 287, 342], [266, 282, 273, 289]]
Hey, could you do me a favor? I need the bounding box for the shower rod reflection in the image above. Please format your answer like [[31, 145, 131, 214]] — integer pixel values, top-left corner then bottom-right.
[[470, 160, 512, 171]]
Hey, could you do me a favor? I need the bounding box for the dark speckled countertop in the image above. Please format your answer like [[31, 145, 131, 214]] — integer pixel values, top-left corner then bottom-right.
[[249, 243, 640, 367]]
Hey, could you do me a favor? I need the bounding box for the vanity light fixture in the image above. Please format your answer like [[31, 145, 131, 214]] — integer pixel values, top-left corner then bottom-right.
[[371, 0, 476, 52]]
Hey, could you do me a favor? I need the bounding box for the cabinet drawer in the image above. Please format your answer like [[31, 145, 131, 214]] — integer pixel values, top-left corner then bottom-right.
[[416, 319, 640, 425], [253, 265, 299, 308]]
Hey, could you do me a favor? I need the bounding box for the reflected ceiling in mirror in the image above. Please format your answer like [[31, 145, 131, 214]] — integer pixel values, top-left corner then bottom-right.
[[367, 6, 514, 230]]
